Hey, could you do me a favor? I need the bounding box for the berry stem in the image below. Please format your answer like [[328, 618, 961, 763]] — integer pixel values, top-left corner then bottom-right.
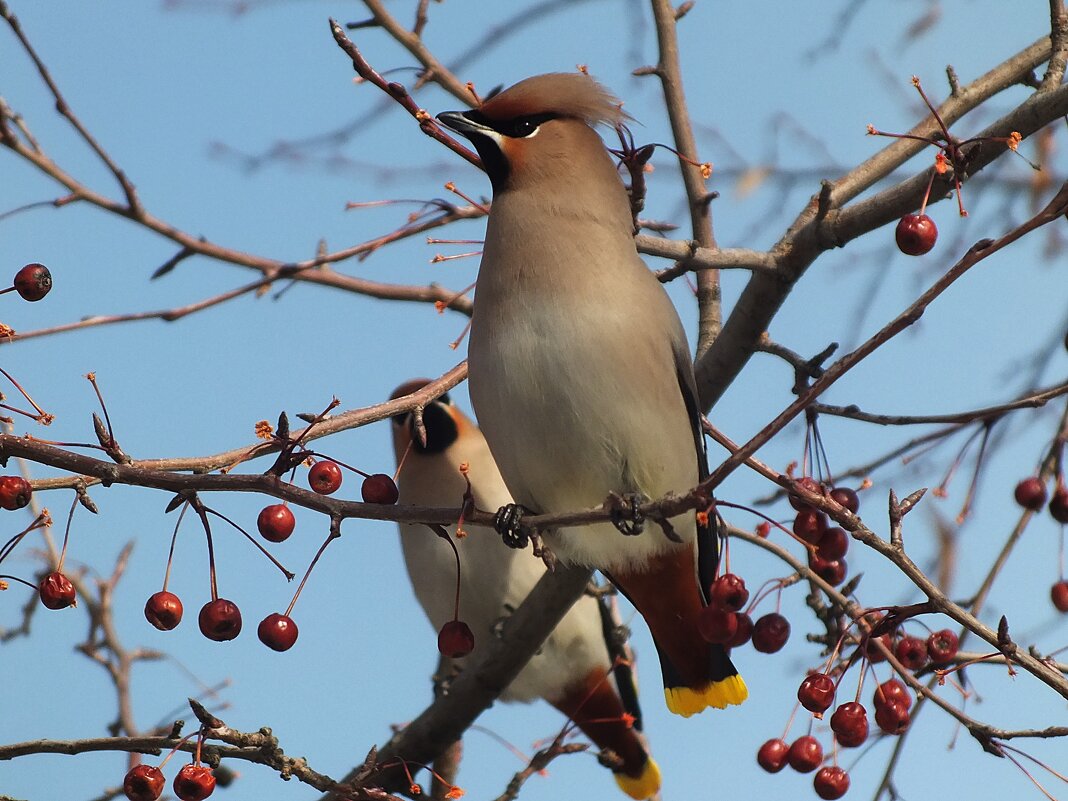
[[821, 631, 848, 677], [85, 372, 116, 448], [284, 517, 342, 617], [0, 366, 51, 422], [162, 503, 190, 591], [204, 508, 294, 580], [0, 512, 52, 565], [431, 523, 464, 621], [305, 452, 372, 480], [918, 169, 936, 216], [392, 437, 414, 483], [157, 729, 202, 770], [56, 494, 79, 572], [193, 501, 219, 602], [0, 574, 40, 590]]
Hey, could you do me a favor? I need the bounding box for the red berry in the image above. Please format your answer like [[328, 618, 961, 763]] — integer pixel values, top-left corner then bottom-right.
[[257, 613, 299, 651], [927, 629, 959, 664], [13, 262, 52, 301], [257, 504, 295, 543], [437, 619, 475, 657], [829, 486, 860, 514], [752, 613, 791, 653], [793, 509, 827, 545], [873, 678, 912, 711], [0, 475, 33, 510], [809, 555, 847, 586], [198, 598, 242, 641], [756, 738, 789, 773], [39, 571, 76, 609], [789, 477, 823, 511], [1051, 581, 1068, 613], [308, 460, 343, 495], [709, 573, 749, 612], [798, 672, 836, 714], [863, 633, 892, 664], [816, 527, 849, 561], [1050, 485, 1068, 524], [123, 764, 165, 801], [698, 606, 738, 644], [786, 735, 823, 773], [144, 590, 183, 631], [361, 473, 399, 504], [874, 699, 910, 734], [895, 213, 937, 255], [173, 764, 216, 801], [814, 766, 850, 800], [830, 701, 869, 747], [894, 635, 928, 670], [755, 521, 771, 538], [726, 612, 753, 648], [1014, 477, 1047, 511]]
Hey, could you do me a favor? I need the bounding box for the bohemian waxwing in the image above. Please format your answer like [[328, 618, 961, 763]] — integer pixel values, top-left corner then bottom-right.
[[390, 380, 660, 800], [436, 73, 748, 717]]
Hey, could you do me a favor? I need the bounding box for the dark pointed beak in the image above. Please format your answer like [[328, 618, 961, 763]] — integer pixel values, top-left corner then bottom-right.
[[436, 111, 493, 139]]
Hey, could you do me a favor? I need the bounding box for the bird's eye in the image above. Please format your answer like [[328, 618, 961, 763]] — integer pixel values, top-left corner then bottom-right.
[[512, 119, 537, 137]]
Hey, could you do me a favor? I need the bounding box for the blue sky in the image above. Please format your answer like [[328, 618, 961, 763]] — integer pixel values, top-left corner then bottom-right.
[[3, 2, 1067, 800]]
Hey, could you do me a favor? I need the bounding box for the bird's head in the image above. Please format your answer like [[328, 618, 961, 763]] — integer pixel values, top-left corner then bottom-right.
[[389, 379, 468, 459], [437, 72, 627, 193]]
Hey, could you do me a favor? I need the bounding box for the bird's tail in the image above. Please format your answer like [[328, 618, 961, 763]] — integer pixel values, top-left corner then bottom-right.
[[551, 669, 661, 800], [607, 545, 749, 718], [658, 642, 748, 717]]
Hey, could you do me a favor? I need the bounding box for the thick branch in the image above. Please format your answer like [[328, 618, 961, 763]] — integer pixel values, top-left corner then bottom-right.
[[326, 565, 594, 797], [694, 35, 1062, 410]]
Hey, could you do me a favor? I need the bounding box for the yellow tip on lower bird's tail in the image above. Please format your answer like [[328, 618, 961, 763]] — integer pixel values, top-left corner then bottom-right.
[[614, 756, 662, 800], [665, 674, 749, 717]]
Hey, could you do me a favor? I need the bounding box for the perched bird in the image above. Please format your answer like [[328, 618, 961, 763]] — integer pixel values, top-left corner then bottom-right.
[[437, 74, 747, 717], [390, 380, 660, 800]]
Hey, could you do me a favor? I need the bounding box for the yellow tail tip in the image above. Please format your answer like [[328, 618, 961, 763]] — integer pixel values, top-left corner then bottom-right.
[[665, 674, 748, 717], [614, 756, 661, 800]]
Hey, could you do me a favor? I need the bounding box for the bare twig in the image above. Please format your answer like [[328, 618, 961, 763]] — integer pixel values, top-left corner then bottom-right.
[[645, 0, 721, 360]]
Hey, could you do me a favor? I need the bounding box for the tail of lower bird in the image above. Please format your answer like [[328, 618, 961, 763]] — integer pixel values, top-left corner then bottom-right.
[[550, 667, 661, 800]]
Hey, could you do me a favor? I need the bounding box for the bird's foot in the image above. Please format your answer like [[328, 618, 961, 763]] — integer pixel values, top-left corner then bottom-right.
[[494, 503, 531, 549], [608, 491, 646, 536]]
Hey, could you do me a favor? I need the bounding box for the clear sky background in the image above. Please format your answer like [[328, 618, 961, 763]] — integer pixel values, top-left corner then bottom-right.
[[3, 2, 1068, 800]]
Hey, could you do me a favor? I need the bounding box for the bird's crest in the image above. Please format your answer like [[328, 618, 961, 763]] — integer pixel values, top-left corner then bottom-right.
[[478, 72, 627, 128]]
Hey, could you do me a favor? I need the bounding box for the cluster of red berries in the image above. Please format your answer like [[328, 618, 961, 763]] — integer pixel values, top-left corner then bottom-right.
[[145, 580, 297, 651], [306, 458, 400, 504], [697, 572, 791, 653], [790, 478, 859, 588], [1014, 476, 1068, 522], [1013, 476, 1068, 612], [142, 460, 401, 652], [757, 736, 849, 799], [124, 762, 215, 801], [0, 475, 85, 611], [756, 616, 958, 799]]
